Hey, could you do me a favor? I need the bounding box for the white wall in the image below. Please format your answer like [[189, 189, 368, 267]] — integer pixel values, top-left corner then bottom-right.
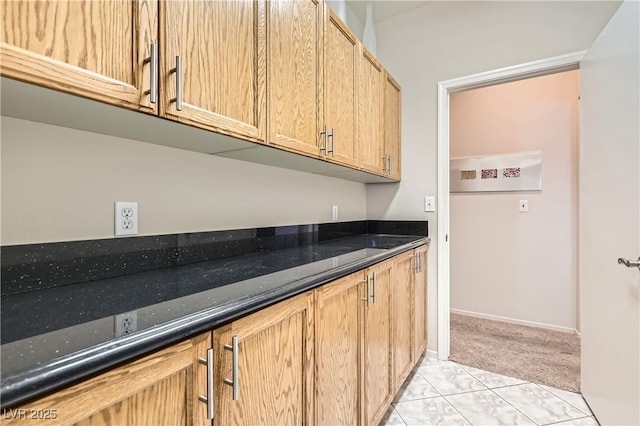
[[326, 0, 364, 39], [370, 1, 620, 352], [0, 117, 367, 245], [449, 70, 579, 331]]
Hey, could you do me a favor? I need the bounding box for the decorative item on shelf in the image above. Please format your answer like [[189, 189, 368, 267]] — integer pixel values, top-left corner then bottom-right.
[[363, 3, 377, 55], [450, 151, 543, 192]]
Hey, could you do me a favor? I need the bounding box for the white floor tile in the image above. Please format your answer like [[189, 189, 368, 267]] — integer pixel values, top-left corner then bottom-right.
[[380, 406, 407, 426], [538, 384, 592, 416], [417, 362, 487, 396], [395, 372, 441, 402], [493, 384, 587, 425], [458, 364, 528, 389], [445, 389, 536, 426], [549, 416, 599, 426], [418, 356, 443, 367], [394, 397, 471, 426]]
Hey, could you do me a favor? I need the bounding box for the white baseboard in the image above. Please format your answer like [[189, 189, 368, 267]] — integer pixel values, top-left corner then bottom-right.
[[426, 349, 440, 360], [450, 309, 579, 335]]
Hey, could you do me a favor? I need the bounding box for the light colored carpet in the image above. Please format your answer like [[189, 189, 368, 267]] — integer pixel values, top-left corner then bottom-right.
[[449, 313, 581, 392]]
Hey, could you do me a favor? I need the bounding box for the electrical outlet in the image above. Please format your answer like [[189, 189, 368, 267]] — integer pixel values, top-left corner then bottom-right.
[[114, 310, 138, 337], [115, 202, 138, 236], [519, 200, 529, 212], [332, 205, 339, 222]]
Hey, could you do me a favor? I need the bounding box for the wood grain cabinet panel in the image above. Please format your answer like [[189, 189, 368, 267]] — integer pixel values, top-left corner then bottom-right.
[[213, 292, 314, 426], [363, 260, 394, 426], [384, 73, 402, 181], [315, 271, 363, 426], [267, 0, 323, 158], [392, 250, 415, 393], [358, 48, 385, 175], [414, 244, 429, 360], [1, 0, 158, 114], [2, 333, 210, 426], [161, 0, 266, 142], [323, 8, 358, 168]]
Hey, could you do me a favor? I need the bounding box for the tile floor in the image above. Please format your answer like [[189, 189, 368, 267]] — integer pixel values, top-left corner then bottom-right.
[[381, 357, 598, 426]]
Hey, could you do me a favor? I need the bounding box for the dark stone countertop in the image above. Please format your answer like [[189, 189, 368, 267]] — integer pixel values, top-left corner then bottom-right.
[[0, 233, 429, 408]]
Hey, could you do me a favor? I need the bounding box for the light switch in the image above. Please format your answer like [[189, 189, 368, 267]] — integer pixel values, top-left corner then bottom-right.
[[519, 200, 529, 212], [425, 196, 436, 212]]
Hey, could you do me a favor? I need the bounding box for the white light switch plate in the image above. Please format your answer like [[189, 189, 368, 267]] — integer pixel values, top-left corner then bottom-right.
[[424, 196, 436, 212], [519, 200, 529, 212]]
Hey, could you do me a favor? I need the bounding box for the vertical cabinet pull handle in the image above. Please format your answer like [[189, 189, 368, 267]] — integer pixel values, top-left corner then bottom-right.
[[419, 252, 423, 273], [388, 155, 392, 174], [415, 253, 419, 273], [320, 125, 328, 156], [328, 128, 335, 157], [143, 43, 158, 103], [361, 276, 371, 308], [198, 348, 214, 420], [371, 272, 377, 304], [224, 335, 239, 400], [170, 56, 183, 111]]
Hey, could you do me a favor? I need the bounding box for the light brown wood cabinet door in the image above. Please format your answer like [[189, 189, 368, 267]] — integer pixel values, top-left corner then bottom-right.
[[358, 48, 385, 176], [392, 250, 415, 393], [213, 292, 314, 426], [414, 245, 429, 360], [384, 73, 402, 181], [3, 333, 211, 426], [323, 7, 358, 168], [267, 0, 323, 158], [161, 0, 266, 142], [315, 271, 363, 425], [1, 0, 158, 114], [363, 260, 394, 426]]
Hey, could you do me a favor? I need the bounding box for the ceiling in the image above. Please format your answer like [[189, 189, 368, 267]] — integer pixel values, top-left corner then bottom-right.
[[346, 1, 431, 24]]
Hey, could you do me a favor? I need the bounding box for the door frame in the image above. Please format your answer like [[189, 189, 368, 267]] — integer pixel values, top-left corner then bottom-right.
[[436, 51, 586, 360]]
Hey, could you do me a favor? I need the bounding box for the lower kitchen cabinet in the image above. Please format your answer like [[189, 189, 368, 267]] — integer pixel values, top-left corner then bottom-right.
[[212, 291, 314, 426], [392, 250, 415, 393], [2, 332, 210, 426], [414, 244, 429, 360], [315, 271, 363, 425], [363, 260, 394, 426]]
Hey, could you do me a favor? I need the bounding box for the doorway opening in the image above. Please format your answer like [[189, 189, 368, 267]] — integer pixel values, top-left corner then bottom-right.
[[436, 52, 585, 387]]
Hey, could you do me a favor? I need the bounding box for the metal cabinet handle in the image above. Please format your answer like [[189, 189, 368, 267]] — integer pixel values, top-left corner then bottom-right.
[[143, 43, 158, 103], [198, 348, 214, 420], [618, 257, 640, 270], [414, 252, 419, 273], [170, 56, 183, 111], [223, 335, 239, 400], [328, 128, 335, 157], [361, 276, 371, 308], [371, 272, 377, 304], [419, 252, 423, 273], [320, 125, 329, 157], [387, 154, 392, 174]]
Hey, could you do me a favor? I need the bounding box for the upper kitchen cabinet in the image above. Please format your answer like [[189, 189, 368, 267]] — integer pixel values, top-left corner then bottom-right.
[[384, 73, 402, 181], [358, 47, 385, 176], [322, 7, 358, 168], [0, 0, 158, 114], [161, 0, 266, 142], [267, 0, 323, 158]]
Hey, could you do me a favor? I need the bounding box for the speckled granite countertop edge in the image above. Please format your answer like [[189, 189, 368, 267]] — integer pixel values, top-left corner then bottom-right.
[[1, 236, 429, 408]]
